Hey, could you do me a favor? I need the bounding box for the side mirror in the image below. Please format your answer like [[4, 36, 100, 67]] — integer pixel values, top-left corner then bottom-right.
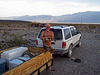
[[77, 31, 81, 34]]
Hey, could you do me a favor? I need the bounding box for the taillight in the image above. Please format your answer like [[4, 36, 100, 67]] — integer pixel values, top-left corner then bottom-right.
[[36, 40, 38, 45], [62, 42, 66, 48]]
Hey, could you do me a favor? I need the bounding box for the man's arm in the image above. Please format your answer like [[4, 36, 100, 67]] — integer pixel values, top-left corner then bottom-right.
[[51, 32, 54, 41], [40, 31, 44, 40], [40, 31, 46, 41]]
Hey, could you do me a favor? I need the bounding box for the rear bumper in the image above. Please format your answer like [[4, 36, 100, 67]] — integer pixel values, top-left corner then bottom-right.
[[53, 49, 68, 55]]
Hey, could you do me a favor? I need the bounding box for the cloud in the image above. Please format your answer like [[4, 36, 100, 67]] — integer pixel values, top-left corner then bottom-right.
[[0, 0, 100, 17]]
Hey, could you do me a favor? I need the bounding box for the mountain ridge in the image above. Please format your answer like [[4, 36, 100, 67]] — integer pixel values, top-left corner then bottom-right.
[[0, 11, 100, 23]]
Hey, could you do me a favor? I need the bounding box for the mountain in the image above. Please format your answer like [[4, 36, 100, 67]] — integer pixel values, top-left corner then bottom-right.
[[13, 15, 56, 22], [59, 11, 100, 23], [0, 11, 100, 23]]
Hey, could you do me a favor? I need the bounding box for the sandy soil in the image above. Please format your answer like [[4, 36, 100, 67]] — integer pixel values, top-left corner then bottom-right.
[[41, 32, 100, 75], [0, 25, 100, 75]]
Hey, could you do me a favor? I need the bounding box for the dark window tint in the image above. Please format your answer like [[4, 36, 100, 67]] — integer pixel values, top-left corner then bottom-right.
[[70, 27, 77, 36], [38, 29, 63, 40], [64, 29, 71, 40]]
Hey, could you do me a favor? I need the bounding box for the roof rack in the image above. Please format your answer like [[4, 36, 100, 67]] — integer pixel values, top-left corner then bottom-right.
[[60, 25, 68, 28], [42, 25, 69, 29]]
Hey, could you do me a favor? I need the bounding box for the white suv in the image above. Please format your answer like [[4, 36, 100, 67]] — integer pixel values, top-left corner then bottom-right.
[[36, 25, 81, 58]]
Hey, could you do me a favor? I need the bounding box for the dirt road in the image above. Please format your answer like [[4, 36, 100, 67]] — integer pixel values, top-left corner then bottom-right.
[[41, 32, 100, 75]]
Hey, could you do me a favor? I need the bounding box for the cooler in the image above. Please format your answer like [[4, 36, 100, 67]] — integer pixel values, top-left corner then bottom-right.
[[1, 47, 28, 61], [0, 58, 6, 74]]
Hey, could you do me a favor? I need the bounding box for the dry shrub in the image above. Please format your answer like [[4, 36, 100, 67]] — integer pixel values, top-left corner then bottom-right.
[[0, 43, 2, 49], [88, 25, 96, 29], [1, 34, 28, 48]]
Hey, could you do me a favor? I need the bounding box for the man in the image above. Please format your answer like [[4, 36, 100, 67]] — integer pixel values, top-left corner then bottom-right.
[[40, 24, 54, 47]]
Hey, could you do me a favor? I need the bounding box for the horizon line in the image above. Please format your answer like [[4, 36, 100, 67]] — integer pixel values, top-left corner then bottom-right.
[[0, 11, 100, 17]]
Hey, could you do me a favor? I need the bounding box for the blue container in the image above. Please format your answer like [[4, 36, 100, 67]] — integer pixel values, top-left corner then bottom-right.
[[22, 44, 25, 47], [0, 58, 6, 74], [22, 44, 27, 47]]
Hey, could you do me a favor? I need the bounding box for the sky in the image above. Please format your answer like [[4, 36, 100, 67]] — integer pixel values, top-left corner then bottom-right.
[[0, 0, 100, 17]]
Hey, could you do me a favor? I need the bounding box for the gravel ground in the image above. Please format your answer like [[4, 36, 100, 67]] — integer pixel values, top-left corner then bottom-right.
[[0, 26, 100, 75], [41, 32, 100, 75]]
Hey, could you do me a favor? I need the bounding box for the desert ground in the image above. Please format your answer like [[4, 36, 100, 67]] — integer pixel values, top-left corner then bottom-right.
[[0, 23, 100, 75], [41, 32, 100, 75]]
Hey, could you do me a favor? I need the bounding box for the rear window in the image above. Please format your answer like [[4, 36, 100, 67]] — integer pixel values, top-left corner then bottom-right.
[[38, 29, 63, 40]]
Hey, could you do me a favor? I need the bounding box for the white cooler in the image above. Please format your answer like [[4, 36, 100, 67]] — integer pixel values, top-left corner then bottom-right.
[[1, 47, 28, 61]]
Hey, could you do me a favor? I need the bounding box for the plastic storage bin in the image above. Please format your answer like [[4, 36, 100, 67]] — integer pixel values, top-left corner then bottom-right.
[[0, 58, 6, 74], [9, 59, 23, 70]]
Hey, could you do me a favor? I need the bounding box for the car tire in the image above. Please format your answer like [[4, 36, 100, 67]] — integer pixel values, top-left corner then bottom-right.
[[22, 52, 35, 58], [77, 39, 81, 47], [64, 45, 73, 58]]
